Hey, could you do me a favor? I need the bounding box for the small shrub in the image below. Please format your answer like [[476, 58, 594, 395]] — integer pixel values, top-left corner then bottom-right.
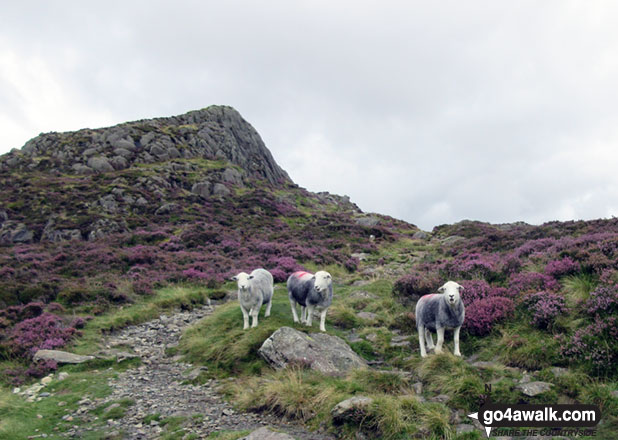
[[584, 285, 618, 317], [523, 291, 567, 330], [464, 297, 514, 336], [508, 271, 560, 296], [561, 316, 618, 377], [5, 312, 77, 358], [544, 257, 579, 278], [392, 272, 439, 303]]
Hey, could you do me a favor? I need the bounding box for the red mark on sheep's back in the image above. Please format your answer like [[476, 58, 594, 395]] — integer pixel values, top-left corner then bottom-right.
[[293, 271, 313, 279], [419, 294, 437, 301]]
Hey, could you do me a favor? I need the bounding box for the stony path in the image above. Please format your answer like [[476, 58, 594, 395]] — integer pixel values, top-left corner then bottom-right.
[[68, 302, 334, 440]]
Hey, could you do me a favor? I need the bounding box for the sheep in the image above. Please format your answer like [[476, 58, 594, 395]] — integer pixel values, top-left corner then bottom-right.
[[232, 268, 274, 329], [287, 270, 333, 332], [415, 280, 465, 358]]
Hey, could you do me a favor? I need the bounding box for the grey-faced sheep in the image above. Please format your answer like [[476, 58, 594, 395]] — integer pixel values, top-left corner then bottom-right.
[[232, 268, 274, 329], [415, 280, 465, 358], [287, 270, 333, 332]]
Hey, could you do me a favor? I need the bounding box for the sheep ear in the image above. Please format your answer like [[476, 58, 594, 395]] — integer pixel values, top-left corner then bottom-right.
[[311, 275, 316, 280], [231, 276, 238, 281], [458, 285, 464, 292], [438, 286, 446, 293], [248, 275, 254, 280]]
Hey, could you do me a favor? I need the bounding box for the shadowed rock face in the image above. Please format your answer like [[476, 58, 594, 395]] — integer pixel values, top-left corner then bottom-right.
[[258, 326, 367, 376], [1, 105, 290, 185]]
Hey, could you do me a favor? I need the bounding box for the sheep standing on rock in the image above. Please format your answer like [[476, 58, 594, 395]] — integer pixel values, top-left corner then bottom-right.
[[415, 281, 465, 358], [287, 270, 333, 332], [232, 268, 274, 329]]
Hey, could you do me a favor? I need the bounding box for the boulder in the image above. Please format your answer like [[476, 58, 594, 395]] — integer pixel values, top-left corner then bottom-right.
[[191, 181, 212, 198], [222, 167, 243, 185], [212, 183, 231, 197], [0, 221, 34, 244], [110, 156, 129, 170], [87, 156, 114, 173], [72, 163, 94, 175], [240, 427, 295, 440], [331, 396, 374, 424], [356, 312, 378, 321], [517, 381, 553, 397], [155, 203, 179, 215], [258, 327, 367, 376], [355, 215, 380, 227], [34, 350, 95, 364], [0, 210, 7, 226], [413, 231, 430, 240]]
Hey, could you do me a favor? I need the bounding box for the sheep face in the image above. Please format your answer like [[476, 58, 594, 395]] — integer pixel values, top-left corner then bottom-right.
[[438, 281, 463, 306], [232, 272, 253, 291], [313, 270, 332, 293]]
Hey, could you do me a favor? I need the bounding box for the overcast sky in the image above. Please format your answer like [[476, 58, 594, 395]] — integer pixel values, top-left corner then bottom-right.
[[2, 1, 618, 230]]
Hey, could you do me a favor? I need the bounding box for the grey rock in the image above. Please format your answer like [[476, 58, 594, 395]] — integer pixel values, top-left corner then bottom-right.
[[41, 218, 81, 242], [98, 195, 119, 213], [356, 312, 377, 321], [413, 231, 429, 240], [471, 361, 501, 370], [87, 156, 114, 173], [88, 218, 126, 241], [135, 197, 148, 207], [155, 203, 179, 215], [110, 156, 128, 170], [222, 167, 243, 185], [34, 350, 95, 364], [331, 396, 374, 423], [0, 221, 34, 244], [350, 252, 369, 261], [149, 143, 168, 158], [191, 181, 212, 198], [258, 327, 367, 376], [413, 382, 423, 395], [72, 163, 94, 174], [167, 147, 181, 158], [517, 381, 553, 397], [112, 138, 136, 151], [440, 235, 466, 245], [550, 367, 568, 377], [240, 427, 295, 440], [355, 215, 380, 227], [113, 148, 133, 158], [429, 394, 451, 403], [82, 148, 99, 157], [0, 210, 7, 226], [212, 183, 231, 197], [140, 132, 156, 147], [455, 424, 476, 435]]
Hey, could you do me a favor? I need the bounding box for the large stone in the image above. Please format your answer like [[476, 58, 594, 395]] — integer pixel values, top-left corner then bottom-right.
[[240, 427, 295, 440], [355, 215, 380, 227], [258, 327, 367, 376], [222, 167, 243, 185], [0, 221, 34, 244], [155, 203, 179, 215], [331, 396, 374, 423], [87, 156, 114, 173], [517, 381, 553, 397], [34, 350, 95, 364], [212, 183, 231, 197], [191, 181, 212, 198]]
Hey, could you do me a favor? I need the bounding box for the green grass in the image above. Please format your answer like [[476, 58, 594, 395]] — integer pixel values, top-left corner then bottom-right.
[[562, 273, 598, 305]]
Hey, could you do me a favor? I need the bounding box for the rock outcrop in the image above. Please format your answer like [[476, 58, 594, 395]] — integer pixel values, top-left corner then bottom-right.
[[258, 327, 367, 376], [2, 106, 290, 185]]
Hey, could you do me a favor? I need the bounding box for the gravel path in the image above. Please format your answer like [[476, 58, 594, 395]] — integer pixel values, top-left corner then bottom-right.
[[67, 302, 334, 439]]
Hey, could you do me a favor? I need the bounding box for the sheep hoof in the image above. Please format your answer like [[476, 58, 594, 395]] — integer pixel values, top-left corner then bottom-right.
[[454, 351, 462, 357], [421, 353, 428, 358], [434, 348, 443, 354]]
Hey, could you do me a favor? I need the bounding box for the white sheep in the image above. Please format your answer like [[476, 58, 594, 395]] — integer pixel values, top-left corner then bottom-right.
[[415, 281, 465, 358], [287, 270, 333, 332], [232, 268, 274, 329]]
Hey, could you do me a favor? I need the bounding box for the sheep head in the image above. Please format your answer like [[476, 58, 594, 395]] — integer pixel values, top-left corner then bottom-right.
[[313, 270, 332, 293], [438, 280, 463, 307], [232, 272, 254, 291]]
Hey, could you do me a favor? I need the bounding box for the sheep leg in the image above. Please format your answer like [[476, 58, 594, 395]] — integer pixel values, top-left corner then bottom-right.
[[425, 329, 435, 350], [453, 326, 462, 356], [290, 299, 300, 323], [264, 300, 272, 318], [251, 307, 259, 328], [300, 306, 307, 324], [319, 308, 327, 332], [418, 325, 427, 358], [435, 327, 445, 354], [305, 305, 315, 327], [241, 305, 250, 330]]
